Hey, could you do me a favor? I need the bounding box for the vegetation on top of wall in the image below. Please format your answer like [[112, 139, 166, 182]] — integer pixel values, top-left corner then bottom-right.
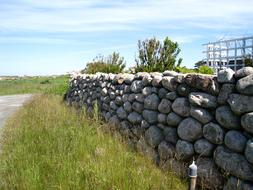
[[244, 54, 253, 67], [175, 65, 214, 74], [82, 52, 126, 74], [135, 37, 182, 72]]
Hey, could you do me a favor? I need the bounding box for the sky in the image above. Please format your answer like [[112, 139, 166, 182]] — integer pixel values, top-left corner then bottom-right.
[[1, 0, 253, 76]]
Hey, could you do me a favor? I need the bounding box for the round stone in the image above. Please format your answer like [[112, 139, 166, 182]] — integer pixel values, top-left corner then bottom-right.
[[145, 126, 164, 148], [172, 97, 190, 117], [163, 127, 178, 144], [127, 112, 142, 124], [144, 93, 160, 110], [203, 122, 224, 144], [194, 139, 215, 156], [245, 139, 253, 165], [241, 112, 253, 134], [158, 99, 172, 114], [142, 110, 158, 124], [190, 106, 213, 124], [123, 101, 132, 113], [166, 112, 183, 126], [177, 118, 202, 142], [158, 113, 167, 124], [224, 130, 247, 153], [176, 140, 194, 160], [189, 92, 217, 109]]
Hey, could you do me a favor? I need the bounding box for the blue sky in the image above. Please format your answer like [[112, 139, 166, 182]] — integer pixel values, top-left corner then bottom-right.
[[1, 0, 253, 76]]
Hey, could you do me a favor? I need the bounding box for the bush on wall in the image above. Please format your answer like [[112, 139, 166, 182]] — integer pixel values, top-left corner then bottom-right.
[[135, 37, 182, 72], [82, 52, 126, 74]]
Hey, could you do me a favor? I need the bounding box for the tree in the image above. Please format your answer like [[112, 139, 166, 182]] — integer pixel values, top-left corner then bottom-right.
[[244, 54, 253, 67], [135, 37, 182, 72], [82, 52, 126, 74], [194, 60, 205, 68]]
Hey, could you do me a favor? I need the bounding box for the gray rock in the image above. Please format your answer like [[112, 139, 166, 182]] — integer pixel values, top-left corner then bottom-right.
[[217, 83, 235, 104], [132, 102, 144, 113], [228, 94, 253, 115], [101, 88, 108, 96], [236, 74, 253, 95], [172, 97, 190, 117], [245, 139, 253, 165], [158, 99, 172, 114], [110, 101, 118, 110], [177, 118, 202, 142], [135, 93, 145, 103], [142, 75, 153, 86], [176, 140, 194, 160], [217, 67, 235, 83], [241, 112, 253, 134], [122, 94, 129, 102], [203, 122, 224, 144], [190, 106, 213, 124], [194, 139, 215, 156], [235, 67, 253, 78], [158, 141, 175, 160], [131, 80, 143, 93], [214, 146, 253, 182], [196, 157, 224, 190], [120, 120, 132, 137], [162, 76, 179, 91], [123, 101, 132, 113], [141, 120, 150, 129], [115, 96, 123, 106], [158, 88, 168, 99], [224, 176, 253, 190], [145, 126, 164, 148], [177, 83, 193, 96], [142, 87, 152, 96], [128, 93, 136, 102], [123, 85, 131, 93], [136, 137, 159, 163], [158, 113, 167, 124], [109, 91, 116, 99], [152, 76, 163, 87], [116, 107, 128, 119], [225, 130, 247, 153], [144, 94, 160, 110], [127, 112, 142, 124], [142, 110, 158, 124], [163, 127, 178, 144], [167, 112, 183, 126], [163, 70, 179, 77], [215, 105, 240, 129], [189, 92, 217, 109], [166, 91, 178, 100]]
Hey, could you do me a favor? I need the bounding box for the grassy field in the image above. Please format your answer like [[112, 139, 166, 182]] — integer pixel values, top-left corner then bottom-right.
[[0, 76, 69, 96], [0, 95, 187, 190]]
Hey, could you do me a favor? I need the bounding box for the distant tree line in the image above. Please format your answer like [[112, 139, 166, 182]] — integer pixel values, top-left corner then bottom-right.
[[82, 37, 216, 75]]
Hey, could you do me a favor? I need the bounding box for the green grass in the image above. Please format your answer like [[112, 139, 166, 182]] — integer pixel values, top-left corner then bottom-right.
[[0, 76, 69, 96], [0, 95, 187, 190]]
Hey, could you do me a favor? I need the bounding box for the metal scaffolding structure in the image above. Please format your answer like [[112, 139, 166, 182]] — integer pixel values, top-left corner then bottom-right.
[[202, 36, 253, 73]]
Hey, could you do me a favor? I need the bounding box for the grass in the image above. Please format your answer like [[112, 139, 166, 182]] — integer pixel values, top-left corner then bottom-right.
[[0, 76, 69, 96], [0, 95, 187, 190]]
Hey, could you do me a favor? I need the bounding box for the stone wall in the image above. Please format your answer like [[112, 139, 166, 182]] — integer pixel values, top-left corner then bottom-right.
[[65, 67, 253, 190]]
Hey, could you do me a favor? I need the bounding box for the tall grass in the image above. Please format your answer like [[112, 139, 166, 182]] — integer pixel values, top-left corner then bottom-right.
[[0, 95, 187, 190], [0, 76, 69, 96]]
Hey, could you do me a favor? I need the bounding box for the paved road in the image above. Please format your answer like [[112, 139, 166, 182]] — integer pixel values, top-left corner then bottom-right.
[[0, 94, 33, 128]]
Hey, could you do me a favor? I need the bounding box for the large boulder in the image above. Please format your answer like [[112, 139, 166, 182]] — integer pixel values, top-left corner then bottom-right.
[[215, 105, 240, 129], [166, 112, 183, 126], [241, 112, 253, 134], [185, 74, 219, 95], [203, 122, 224, 144], [127, 112, 142, 124], [142, 110, 158, 124], [228, 94, 253, 115], [163, 127, 178, 144], [194, 139, 215, 156], [131, 80, 143, 93], [196, 157, 224, 189], [224, 130, 247, 153], [145, 126, 164, 148], [162, 76, 179, 91], [235, 67, 253, 78], [189, 92, 217, 109], [177, 118, 202, 142], [172, 97, 190, 117], [190, 106, 213, 124], [217, 67, 235, 83], [176, 140, 194, 160], [236, 74, 253, 95], [158, 141, 175, 160], [214, 146, 253, 182], [144, 94, 160, 110], [158, 99, 172, 114], [217, 83, 235, 105], [245, 139, 253, 165]]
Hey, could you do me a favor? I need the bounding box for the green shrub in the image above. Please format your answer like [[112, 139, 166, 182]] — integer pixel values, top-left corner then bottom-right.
[[197, 65, 214, 75], [83, 52, 126, 74], [135, 37, 182, 72]]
